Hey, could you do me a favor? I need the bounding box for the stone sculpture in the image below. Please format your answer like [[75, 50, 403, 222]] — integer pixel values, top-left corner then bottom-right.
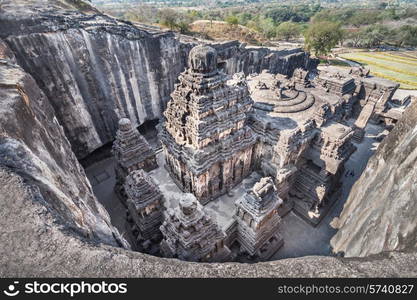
[[125, 170, 165, 252]]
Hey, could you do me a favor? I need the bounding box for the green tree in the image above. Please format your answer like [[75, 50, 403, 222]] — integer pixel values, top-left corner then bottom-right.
[[225, 15, 239, 26], [358, 24, 390, 48], [158, 8, 178, 30], [345, 29, 362, 48], [187, 10, 202, 20], [158, 9, 192, 34], [275, 21, 301, 41], [175, 20, 191, 34], [395, 25, 417, 47], [304, 21, 343, 57], [237, 12, 253, 26], [348, 11, 379, 27], [257, 16, 276, 39]]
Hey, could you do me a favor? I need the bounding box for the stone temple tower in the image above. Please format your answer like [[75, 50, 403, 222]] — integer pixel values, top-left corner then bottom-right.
[[159, 193, 231, 262], [159, 45, 256, 204], [125, 169, 165, 251], [113, 118, 158, 200], [235, 177, 284, 261]]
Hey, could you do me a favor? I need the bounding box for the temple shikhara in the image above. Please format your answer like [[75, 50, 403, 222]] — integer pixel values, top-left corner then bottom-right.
[[125, 170, 165, 253], [113, 118, 158, 200], [159, 45, 256, 204], [111, 44, 401, 262], [235, 177, 284, 261], [160, 193, 232, 262]]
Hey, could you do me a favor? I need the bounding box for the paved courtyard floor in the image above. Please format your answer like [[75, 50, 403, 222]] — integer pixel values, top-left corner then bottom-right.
[[85, 119, 387, 260]]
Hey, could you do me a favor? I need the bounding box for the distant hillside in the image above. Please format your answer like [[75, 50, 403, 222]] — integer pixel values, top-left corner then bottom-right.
[[92, 0, 417, 8], [190, 20, 265, 45]]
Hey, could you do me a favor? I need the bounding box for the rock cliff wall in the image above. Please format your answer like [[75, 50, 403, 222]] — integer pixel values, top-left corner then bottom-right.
[[181, 40, 316, 77], [1, 0, 417, 277], [215, 41, 315, 76], [0, 43, 127, 248], [1, 6, 184, 158], [331, 99, 417, 257], [6, 29, 182, 158]]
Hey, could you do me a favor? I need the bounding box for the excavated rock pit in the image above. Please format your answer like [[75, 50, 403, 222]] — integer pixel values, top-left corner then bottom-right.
[[1, 0, 417, 277]]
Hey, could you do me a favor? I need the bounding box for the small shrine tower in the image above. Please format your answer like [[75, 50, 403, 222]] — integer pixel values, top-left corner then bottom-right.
[[113, 118, 158, 200], [160, 193, 231, 262], [235, 177, 284, 261]]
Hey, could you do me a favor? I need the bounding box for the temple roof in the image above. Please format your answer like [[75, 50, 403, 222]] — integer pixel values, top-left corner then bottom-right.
[[247, 71, 346, 131], [125, 169, 163, 211], [236, 177, 283, 220], [188, 45, 218, 74]]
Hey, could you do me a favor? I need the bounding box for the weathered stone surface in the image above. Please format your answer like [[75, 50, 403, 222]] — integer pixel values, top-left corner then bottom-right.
[[210, 41, 317, 76], [125, 169, 165, 243], [247, 71, 356, 224], [113, 117, 158, 200], [0, 57, 126, 248], [1, 166, 417, 277], [331, 99, 417, 257], [0, 0, 183, 159], [0, 47, 416, 278], [1, 0, 416, 277], [2, 164, 417, 277]]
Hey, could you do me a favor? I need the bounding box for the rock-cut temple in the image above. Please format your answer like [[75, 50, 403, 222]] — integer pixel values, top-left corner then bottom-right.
[[112, 44, 401, 262]]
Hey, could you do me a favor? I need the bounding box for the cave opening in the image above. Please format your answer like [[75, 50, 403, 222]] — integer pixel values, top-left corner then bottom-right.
[[138, 119, 161, 150]]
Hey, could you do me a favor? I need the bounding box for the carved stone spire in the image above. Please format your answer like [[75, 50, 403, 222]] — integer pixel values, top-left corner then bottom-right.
[[159, 45, 256, 204], [113, 117, 158, 201], [160, 193, 231, 262], [235, 177, 284, 261], [125, 170, 165, 251]]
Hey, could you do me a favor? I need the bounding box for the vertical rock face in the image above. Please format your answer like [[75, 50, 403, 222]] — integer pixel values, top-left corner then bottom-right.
[[185, 41, 317, 77], [0, 48, 127, 247], [221, 46, 315, 76], [5, 27, 183, 158], [331, 100, 417, 257]]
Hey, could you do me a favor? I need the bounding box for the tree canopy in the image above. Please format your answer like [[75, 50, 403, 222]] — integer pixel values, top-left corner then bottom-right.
[[225, 15, 239, 26], [304, 21, 343, 56], [275, 21, 301, 41]]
